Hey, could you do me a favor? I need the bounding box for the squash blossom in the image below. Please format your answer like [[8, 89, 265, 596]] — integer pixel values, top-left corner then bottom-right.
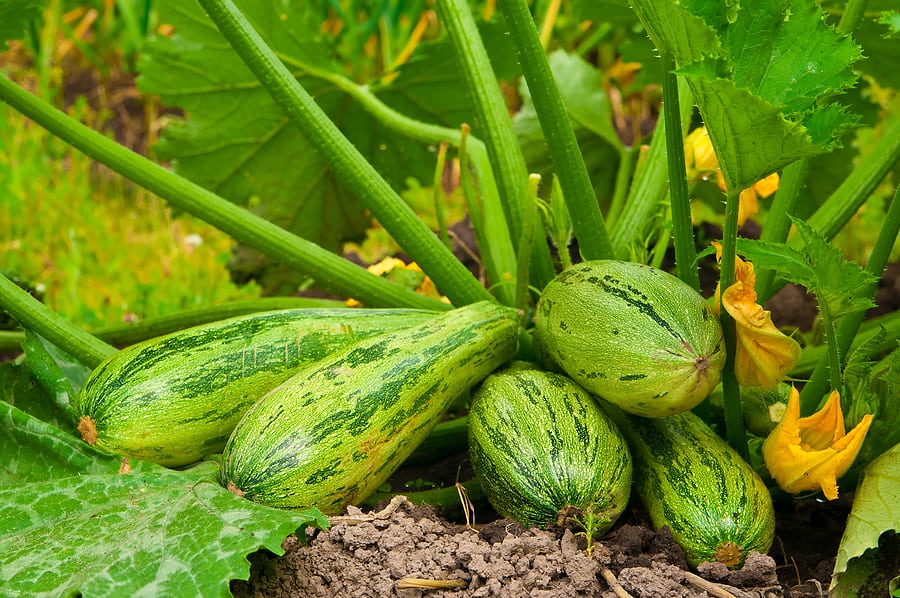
[[684, 127, 780, 226], [763, 387, 873, 500], [713, 243, 801, 389]]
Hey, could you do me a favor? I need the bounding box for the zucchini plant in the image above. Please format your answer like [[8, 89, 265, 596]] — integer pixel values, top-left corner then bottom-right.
[[1, 0, 899, 595]]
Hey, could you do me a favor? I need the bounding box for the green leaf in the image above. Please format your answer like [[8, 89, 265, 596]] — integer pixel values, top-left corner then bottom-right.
[[881, 11, 900, 38], [668, 0, 862, 190], [831, 442, 900, 597], [0, 0, 47, 51], [791, 218, 878, 319], [854, 13, 900, 90], [626, 0, 722, 65], [0, 362, 76, 438], [0, 401, 328, 596]]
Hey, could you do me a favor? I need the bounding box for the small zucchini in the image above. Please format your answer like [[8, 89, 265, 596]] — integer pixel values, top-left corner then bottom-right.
[[74, 308, 438, 466], [469, 365, 632, 532], [221, 301, 519, 513]]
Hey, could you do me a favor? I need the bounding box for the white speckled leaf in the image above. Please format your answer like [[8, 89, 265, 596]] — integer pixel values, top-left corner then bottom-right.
[[0, 401, 327, 597]]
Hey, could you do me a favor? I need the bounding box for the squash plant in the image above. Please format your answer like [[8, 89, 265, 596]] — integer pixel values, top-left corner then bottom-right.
[[1, 0, 899, 595]]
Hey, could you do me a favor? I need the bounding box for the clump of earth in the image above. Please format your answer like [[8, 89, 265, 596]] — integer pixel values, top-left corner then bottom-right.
[[231, 494, 840, 597]]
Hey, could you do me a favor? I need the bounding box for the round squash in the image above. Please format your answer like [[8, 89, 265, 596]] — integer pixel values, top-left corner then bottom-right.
[[534, 260, 725, 417], [468, 366, 632, 531]]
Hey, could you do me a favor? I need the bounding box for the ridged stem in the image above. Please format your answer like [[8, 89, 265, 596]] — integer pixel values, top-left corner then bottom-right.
[[298, 67, 517, 306], [755, 159, 810, 302], [799, 184, 900, 414], [0, 272, 116, 368], [719, 186, 748, 459], [0, 297, 348, 351], [0, 76, 447, 311], [660, 52, 699, 291], [611, 78, 693, 258], [497, 0, 614, 261], [197, 0, 492, 307], [434, 0, 557, 290]]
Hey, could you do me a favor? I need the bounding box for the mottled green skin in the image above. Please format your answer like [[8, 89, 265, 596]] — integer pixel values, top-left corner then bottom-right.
[[469, 367, 632, 531], [75, 308, 438, 466], [535, 260, 725, 417], [221, 301, 519, 513], [608, 406, 776, 567]]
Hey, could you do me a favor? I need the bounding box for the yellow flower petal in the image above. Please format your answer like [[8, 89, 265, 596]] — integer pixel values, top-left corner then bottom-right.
[[712, 245, 801, 390], [752, 172, 780, 198], [685, 127, 719, 177], [763, 388, 874, 500], [737, 187, 760, 227]]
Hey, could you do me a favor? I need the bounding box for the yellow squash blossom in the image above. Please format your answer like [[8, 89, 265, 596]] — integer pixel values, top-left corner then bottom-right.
[[713, 243, 801, 389], [763, 387, 873, 500], [685, 127, 780, 226]]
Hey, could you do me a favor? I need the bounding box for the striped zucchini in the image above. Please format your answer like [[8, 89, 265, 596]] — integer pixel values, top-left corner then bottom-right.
[[606, 405, 776, 567], [535, 260, 725, 417], [221, 301, 519, 513], [469, 366, 632, 531], [74, 308, 438, 466]]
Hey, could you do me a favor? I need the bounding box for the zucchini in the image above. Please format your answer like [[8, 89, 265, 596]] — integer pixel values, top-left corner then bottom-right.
[[221, 301, 518, 513], [535, 260, 725, 417], [605, 405, 776, 568], [468, 365, 632, 531], [74, 308, 438, 466]]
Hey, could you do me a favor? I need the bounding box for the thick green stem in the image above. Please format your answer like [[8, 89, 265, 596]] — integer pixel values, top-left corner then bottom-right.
[[497, 0, 614, 261], [0, 76, 446, 311], [756, 159, 810, 302], [606, 145, 637, 230], [0, 297, 347, 351], [292, 63, 517, 306], [837, 0, 870, 34], [0, 273, 116, 368], [434, 0, 557, 290], [197, 0, 491, 307], [612, 78, 693, 258], [719, 186, 748, 459], [799, 184, 900, 414], [660, 52, 699, 291], [798, 116, 900, 247]]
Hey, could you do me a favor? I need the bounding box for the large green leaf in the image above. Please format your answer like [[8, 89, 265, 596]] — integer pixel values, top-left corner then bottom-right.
[[0, 400, 327, 597], [0, 0, 47, 51], [831, 442, 900, 597], [632, 0, 861, 190]]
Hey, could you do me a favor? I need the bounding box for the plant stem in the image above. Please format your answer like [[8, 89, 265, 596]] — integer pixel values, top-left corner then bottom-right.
[[611, 78, 693, 259], [0, 297, 348, 351], [718, 186, 748, 459], [837, 0, 870, 34], [799, 183, 900, 414], [755, 159, 810, 302], [433, 142, 453, 250], [0, 272, 116, 368], [606, 145, 637, 230], [197, 0, 492, 307], [791, 308, 900, 378], [798, 116, 900, 247], [0, 75, 447, 312], [516, 175, 540, 317], [435, 0, 557, 290], [660, 52, 699, 291], [497, 0, 614, 261]]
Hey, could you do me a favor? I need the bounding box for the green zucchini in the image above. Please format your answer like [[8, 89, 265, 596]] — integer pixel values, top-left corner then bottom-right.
[[605, 405, 776, 568], [220, 301, 519, 513], [74, 308, 439, 466], [535, 260, 725, 417], [468, 365, 632, 531]]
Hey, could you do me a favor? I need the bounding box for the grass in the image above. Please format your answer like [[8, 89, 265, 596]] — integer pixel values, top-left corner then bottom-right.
[[0, 96, 259, 330]]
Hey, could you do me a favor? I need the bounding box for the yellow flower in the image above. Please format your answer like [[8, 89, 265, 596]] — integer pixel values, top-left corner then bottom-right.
[[685, 127, 780, 226], [763, 387, 873, 500], [345, 257, 449, 307], [713, 243, 801, 390]]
